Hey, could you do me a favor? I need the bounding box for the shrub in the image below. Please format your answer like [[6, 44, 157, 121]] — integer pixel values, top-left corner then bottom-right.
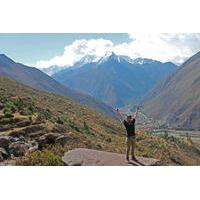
[[5, 101, 17, 113], [16, 120, 32, 127], [68, 120, 80, 132], [16, 149, 64, 166], [36, 109, 52, 120], [4, 111, 14, 118], [19, 107, 33, 115], [0, 117, 14, 124], [52, 124, 66, 133], [83, 121, 90, 134], [55, 117, 64, 124]]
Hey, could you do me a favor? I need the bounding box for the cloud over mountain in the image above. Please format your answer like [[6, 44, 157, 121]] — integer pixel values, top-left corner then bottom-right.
[[35, 33, 200, 68]]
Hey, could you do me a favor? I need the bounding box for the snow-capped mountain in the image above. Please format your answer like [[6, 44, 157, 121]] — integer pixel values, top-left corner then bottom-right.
[[130, 58, 160, 65], [40, 55, 98, 75], [74, 55, 98, 67], [52, 52, 178, 107], [40, 65, 66, 76]]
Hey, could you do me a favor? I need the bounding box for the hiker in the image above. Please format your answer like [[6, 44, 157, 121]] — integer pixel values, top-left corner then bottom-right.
[[116, 106, 140, 161]]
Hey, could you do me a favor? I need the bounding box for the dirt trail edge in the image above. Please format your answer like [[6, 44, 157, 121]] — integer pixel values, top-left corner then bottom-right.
[[62, 148, 160, 166]]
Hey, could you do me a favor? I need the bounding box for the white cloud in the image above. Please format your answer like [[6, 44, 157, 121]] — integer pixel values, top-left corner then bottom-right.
[[35, 33, 200, 68], [36, 39, 114, 68], [121, 33, 200, 64]]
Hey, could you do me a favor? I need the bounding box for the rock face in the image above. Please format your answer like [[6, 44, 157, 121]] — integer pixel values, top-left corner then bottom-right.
[[38, 132, 72, 149], [55, 135, 71, 146], [62, 148, 160, 166], [0, 136, 11, 149], [0, 147, 9, 161], [53, 53, 177, 107], [9, 142, 29, 157], [0, 131, 73, 162]]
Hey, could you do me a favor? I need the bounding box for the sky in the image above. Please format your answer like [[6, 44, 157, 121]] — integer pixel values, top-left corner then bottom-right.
[[1, 33, 200, 68]]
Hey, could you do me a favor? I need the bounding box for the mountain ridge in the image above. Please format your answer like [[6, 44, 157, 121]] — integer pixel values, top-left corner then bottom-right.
[[143, 51, 200, 130], [1, 76, 200, 166], [0, 54, 117, 119], [52, 52, 177, 107]]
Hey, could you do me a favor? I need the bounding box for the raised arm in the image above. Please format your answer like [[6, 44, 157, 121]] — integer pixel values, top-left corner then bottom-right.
[[133, 106, 140, 119], [116, 108, 125, 123]]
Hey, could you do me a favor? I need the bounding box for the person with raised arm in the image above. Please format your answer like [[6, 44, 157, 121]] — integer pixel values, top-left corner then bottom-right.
[[116, 106, 140, 161]]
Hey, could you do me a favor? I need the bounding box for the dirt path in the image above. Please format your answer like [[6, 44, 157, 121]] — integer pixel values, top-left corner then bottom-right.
[[62, 148, 160, 166]]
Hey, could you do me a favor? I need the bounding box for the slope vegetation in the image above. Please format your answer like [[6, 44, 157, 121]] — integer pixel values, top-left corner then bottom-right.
[[143, 51, 200, 130], [0, 76, 199, 166], [0, 54, 117, 118]]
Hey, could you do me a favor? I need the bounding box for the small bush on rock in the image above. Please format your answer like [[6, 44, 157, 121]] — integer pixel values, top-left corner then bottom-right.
[[16, 149, 64, 166]]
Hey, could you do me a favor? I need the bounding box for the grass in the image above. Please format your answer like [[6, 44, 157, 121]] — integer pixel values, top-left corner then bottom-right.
[[1, 76, 200, 166]]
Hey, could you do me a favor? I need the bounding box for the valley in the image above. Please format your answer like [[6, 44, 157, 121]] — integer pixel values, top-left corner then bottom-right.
[[1, 76, 200, 165], [1, 47, 200, 166], [143, 51, 200, 130]]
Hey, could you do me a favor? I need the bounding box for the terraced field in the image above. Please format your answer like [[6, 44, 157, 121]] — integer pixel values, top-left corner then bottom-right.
[[1, 76, 200, 166]]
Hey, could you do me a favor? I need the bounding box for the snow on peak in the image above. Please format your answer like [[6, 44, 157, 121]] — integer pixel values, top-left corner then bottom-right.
[[97, 52, 121, 64], [76, 55, 98, 66], [131, 58, 157, 65]]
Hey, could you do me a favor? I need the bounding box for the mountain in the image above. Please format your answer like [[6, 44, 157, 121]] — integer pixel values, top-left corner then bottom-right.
[[52, 52, 177, 107], [40, 65, 66, 76], [0, 54, 117, 119], [40, 55, 98, 75], [143, 51, 200, 130], [1, 76, 199, 166]]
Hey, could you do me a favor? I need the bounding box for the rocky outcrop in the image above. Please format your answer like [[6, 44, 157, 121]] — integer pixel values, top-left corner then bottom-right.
[[0, 131, 74, 162], [38, 132, 72, 149], [9, 142, 29, 157], [62, 148, 160, 166], [0, 147, 9, 161], [0, 136, 12, 149]]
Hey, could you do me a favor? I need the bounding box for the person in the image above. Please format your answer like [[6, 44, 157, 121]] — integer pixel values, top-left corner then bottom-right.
[[116, 106, 140, 161]]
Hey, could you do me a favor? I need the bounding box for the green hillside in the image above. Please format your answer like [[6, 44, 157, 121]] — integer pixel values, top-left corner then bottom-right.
[[0, 76, 200, 166]]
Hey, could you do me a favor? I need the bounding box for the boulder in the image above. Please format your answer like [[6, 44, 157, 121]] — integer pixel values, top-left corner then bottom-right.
[[37, 137, 48, 150], [45, 132, 61, 142], [27, 146, 38, 154], [0, 147, 9, 160], [9, 142, 29, 157], [0, 136, 12, 149], [55, 135, 70, 146], [0, 153, 3, 162], [37, 132, 61, 149], [18, 136, 25, 142], [62, 148, 160, 166]]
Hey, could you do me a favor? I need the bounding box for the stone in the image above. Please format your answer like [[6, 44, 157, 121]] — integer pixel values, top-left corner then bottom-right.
[[18, 136, 25, 142], [0, 147, 9, 160], [9, 142, 29, 157], [0, 136, 12, 149], [0, 153, 3, 162], [37, 137, 48, 150], [45, 132, 61, 142], [27, 146, 38, 154], [62, 148, 160, 166], [37, 132, 61, 149], [55, 135, 70, 146]]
